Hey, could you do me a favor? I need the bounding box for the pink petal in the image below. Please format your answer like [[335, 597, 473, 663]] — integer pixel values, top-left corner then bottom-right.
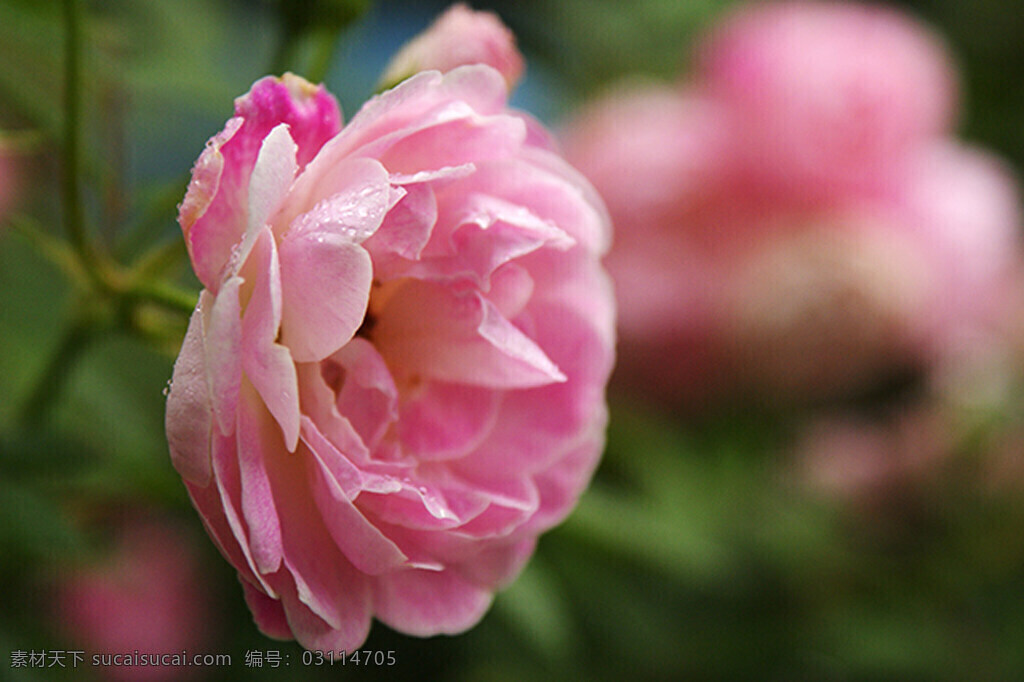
[[179, 117, 244, 292], [376, 113, 526, 175], [295, 362, 372, 463], [185, 480, 274, 596], [241, 579, 292, 640], [240, 228, 301, 451], [372, 567, 493, 637], [236, 384, 284, 575], [453, 537, 536, 587], [454, 151, 611, 257], [210, 427, 277, 597], [362, 182, 438, 278], [274, 570, 372, 652], [524, 426, 605, 534], [165, 296, 214, 486], [278, 233, 373, 362], [204, 278, 242, 436], [486, 262, 534, 320], [373, 280, 565, 388], [302, 422, 410, 575], [330, 338, 400, 452], [359, 477, 476, 531], [456, 252, 614, 478], [304, 66, 508, 176], [247, 123, 298, 235], [409, 191, 572, 286], [278, 157, 393, 242], [397, 380, 501, 461], [180, 75, 342, 291], [380, 5, 524, 90], [258, 434, 371, 633], [449, 474, 539, 537]]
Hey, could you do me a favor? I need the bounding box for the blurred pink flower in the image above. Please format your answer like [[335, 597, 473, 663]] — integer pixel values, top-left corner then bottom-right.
[[166, 68, 613, 650], [697, 0, 957, 202], [796, 411, 949, 508], [380, 3, 525, 90], [55, 520, 213, 682], [562, 1, 1020, 407]]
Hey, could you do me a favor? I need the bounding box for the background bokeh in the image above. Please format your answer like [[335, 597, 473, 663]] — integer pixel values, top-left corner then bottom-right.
[[3, 0, 1024, 679]]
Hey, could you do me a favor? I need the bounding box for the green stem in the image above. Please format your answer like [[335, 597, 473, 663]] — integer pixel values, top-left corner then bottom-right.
[[63, 0, 103, 284], [270, 24, 301, 76], [19, 313, 106, 427], [127, 280, 198, 316], [306, 28, 340, 84], [6, 214, 90, 288], [131, 237, 189, 279]]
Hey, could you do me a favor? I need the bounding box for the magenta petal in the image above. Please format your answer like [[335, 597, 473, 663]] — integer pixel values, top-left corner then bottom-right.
[[240, 229, 301, 451], [235, 74, 343, 170], [181, 75, 342, 291], [373, 567, 493, 636], [166, 297, 214, 486]]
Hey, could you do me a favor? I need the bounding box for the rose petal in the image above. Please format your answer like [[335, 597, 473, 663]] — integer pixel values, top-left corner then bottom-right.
[[181, 75, 342, 291], [397, 380, 501, 461], [166, 295, 214, 486], [372, 567, 493, 637], [240, 228, 301, 451], [279, 233, 373, 363], [373, 280, 565, 388]]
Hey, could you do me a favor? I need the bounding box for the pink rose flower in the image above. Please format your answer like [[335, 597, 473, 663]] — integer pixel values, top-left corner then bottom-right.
[[166, 68, 614, 650], [562, 2, 1019, 407], [380, 3, 525, 90], [54, 520, 214, 682]]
